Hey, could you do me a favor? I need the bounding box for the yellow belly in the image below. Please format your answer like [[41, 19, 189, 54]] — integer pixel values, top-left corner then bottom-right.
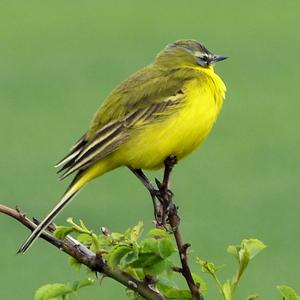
[[113, 75, 225, 170]]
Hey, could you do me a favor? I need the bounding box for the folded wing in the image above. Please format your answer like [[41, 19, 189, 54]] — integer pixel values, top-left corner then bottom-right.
[[56, 95, 183, 179]]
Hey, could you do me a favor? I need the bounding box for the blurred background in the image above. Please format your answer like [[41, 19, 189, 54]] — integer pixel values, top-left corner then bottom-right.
[[0, 0, 299, 299]]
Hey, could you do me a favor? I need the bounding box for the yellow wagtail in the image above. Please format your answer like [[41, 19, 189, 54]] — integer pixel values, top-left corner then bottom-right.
[[19, 39, 227, 253]]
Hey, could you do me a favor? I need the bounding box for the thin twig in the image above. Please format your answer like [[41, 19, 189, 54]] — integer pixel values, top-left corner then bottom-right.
[[0, 204, 163, 300], [160, 156, 202, 300]]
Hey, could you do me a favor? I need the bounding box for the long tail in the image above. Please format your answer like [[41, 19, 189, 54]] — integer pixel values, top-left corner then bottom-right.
[[18, 157, 113, 253], [18, 171, 90, 253]]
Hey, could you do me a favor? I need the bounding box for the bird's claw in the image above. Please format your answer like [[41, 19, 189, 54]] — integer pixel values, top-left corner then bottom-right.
[[154, 178, 173, 198]]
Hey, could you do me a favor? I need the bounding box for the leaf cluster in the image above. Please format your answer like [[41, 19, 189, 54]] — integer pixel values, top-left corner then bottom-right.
[[53, 220, 206, 299], [36, 220, 299, 300], [197, 239, 267, 300]]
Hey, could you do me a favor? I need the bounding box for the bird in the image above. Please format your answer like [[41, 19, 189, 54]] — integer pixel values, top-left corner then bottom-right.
[[18, 39, 227, 253]]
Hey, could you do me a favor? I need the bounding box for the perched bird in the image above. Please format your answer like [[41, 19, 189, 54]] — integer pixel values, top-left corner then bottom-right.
[[19, 39, 227, 253]]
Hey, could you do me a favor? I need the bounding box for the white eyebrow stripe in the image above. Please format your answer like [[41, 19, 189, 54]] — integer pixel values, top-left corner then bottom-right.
[[194, 51, 203, 57]]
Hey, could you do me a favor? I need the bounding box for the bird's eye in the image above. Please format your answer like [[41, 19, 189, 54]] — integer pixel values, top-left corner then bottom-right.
[[201, 55, 208, 61], [196, 54, 210, 67]]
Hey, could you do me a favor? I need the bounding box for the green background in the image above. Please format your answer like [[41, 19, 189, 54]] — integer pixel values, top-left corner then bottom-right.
[[0, 1, 299, 299]]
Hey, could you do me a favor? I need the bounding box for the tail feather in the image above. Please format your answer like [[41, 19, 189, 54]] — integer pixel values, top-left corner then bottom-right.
[[19, 157, 112, 254], [18, 185, 82, 253]]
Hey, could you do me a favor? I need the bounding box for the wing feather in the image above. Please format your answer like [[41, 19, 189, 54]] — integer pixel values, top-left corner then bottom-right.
[[55, 135, 87, 168]]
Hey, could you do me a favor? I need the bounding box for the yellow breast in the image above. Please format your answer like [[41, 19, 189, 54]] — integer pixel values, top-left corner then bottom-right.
[[114, 69, 226, 170]]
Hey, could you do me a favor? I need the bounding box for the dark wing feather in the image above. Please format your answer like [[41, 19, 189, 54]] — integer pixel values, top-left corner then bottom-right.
[[55, 134, 87, 168]]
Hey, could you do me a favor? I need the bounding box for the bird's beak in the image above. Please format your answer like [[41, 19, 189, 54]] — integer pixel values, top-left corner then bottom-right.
[[212, 54, 228, 63]]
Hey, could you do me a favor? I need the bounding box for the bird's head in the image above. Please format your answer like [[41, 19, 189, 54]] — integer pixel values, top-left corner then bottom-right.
[[155, 39, 227, 69]]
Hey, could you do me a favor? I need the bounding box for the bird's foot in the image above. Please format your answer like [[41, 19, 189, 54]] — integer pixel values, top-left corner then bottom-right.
[[150, 178, 174, 232], [155, 178, 173, 200]]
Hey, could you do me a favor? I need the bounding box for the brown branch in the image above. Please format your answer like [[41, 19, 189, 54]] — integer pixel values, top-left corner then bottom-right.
[[159, 156, 202, 300], [0, 204, 163, 300]]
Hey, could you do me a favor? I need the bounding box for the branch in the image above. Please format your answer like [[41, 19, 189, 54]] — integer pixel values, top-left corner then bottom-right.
[[0, 204, 163, 300], [159, 156, 202, 300]]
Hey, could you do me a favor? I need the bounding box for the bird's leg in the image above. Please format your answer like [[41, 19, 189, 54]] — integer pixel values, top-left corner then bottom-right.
[[154, 178, 169, 230], [162, 155, 177, 197], [156, 155, 178, 228], [128, 167, 162, 223]]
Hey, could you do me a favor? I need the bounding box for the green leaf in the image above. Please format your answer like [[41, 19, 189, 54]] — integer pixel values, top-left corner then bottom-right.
[[143, 259, 166, 275], [197, 259, 224, 275], [107, 245, 133, 268], [157, 276, 191, 299], [77, 233, 93, 246], [158, 238, 176, 259], [110, 232, 125, 242], [196, 258, 224, 297], [67, 217, 90, 234], [241, 239, 266, 260], [222, 280, 232, 300], [97, 235, 111, 247], [68, 256, 82, 271], [165, 259, 175, 277], [237, 246, 250, 280], [124, 266, 140, 280], [71, 277, 95, 291], [53, 226, 73, 240], [227, 239, 266, 262], [125, 266, 144, 280], [90, 233, 101, 252], [126, 288, 144, 300], [247, 294, 259, 300], [124, 244, 139, 265], [191, 273, 207, 295], [79, 219, 90, 232], [277, 285, 300, 300], [148, 228, 171, 238], [230, 239, 266, 294], [164, 289, 192, 299], [130, 221, 144, 241], [34, 283, 73, 300], [129, 253, 162, 268], [227, 245, 239, 260], [140, 237, 159, 254], [75, 232, 101, 253], [157, 276, 178, 289]]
